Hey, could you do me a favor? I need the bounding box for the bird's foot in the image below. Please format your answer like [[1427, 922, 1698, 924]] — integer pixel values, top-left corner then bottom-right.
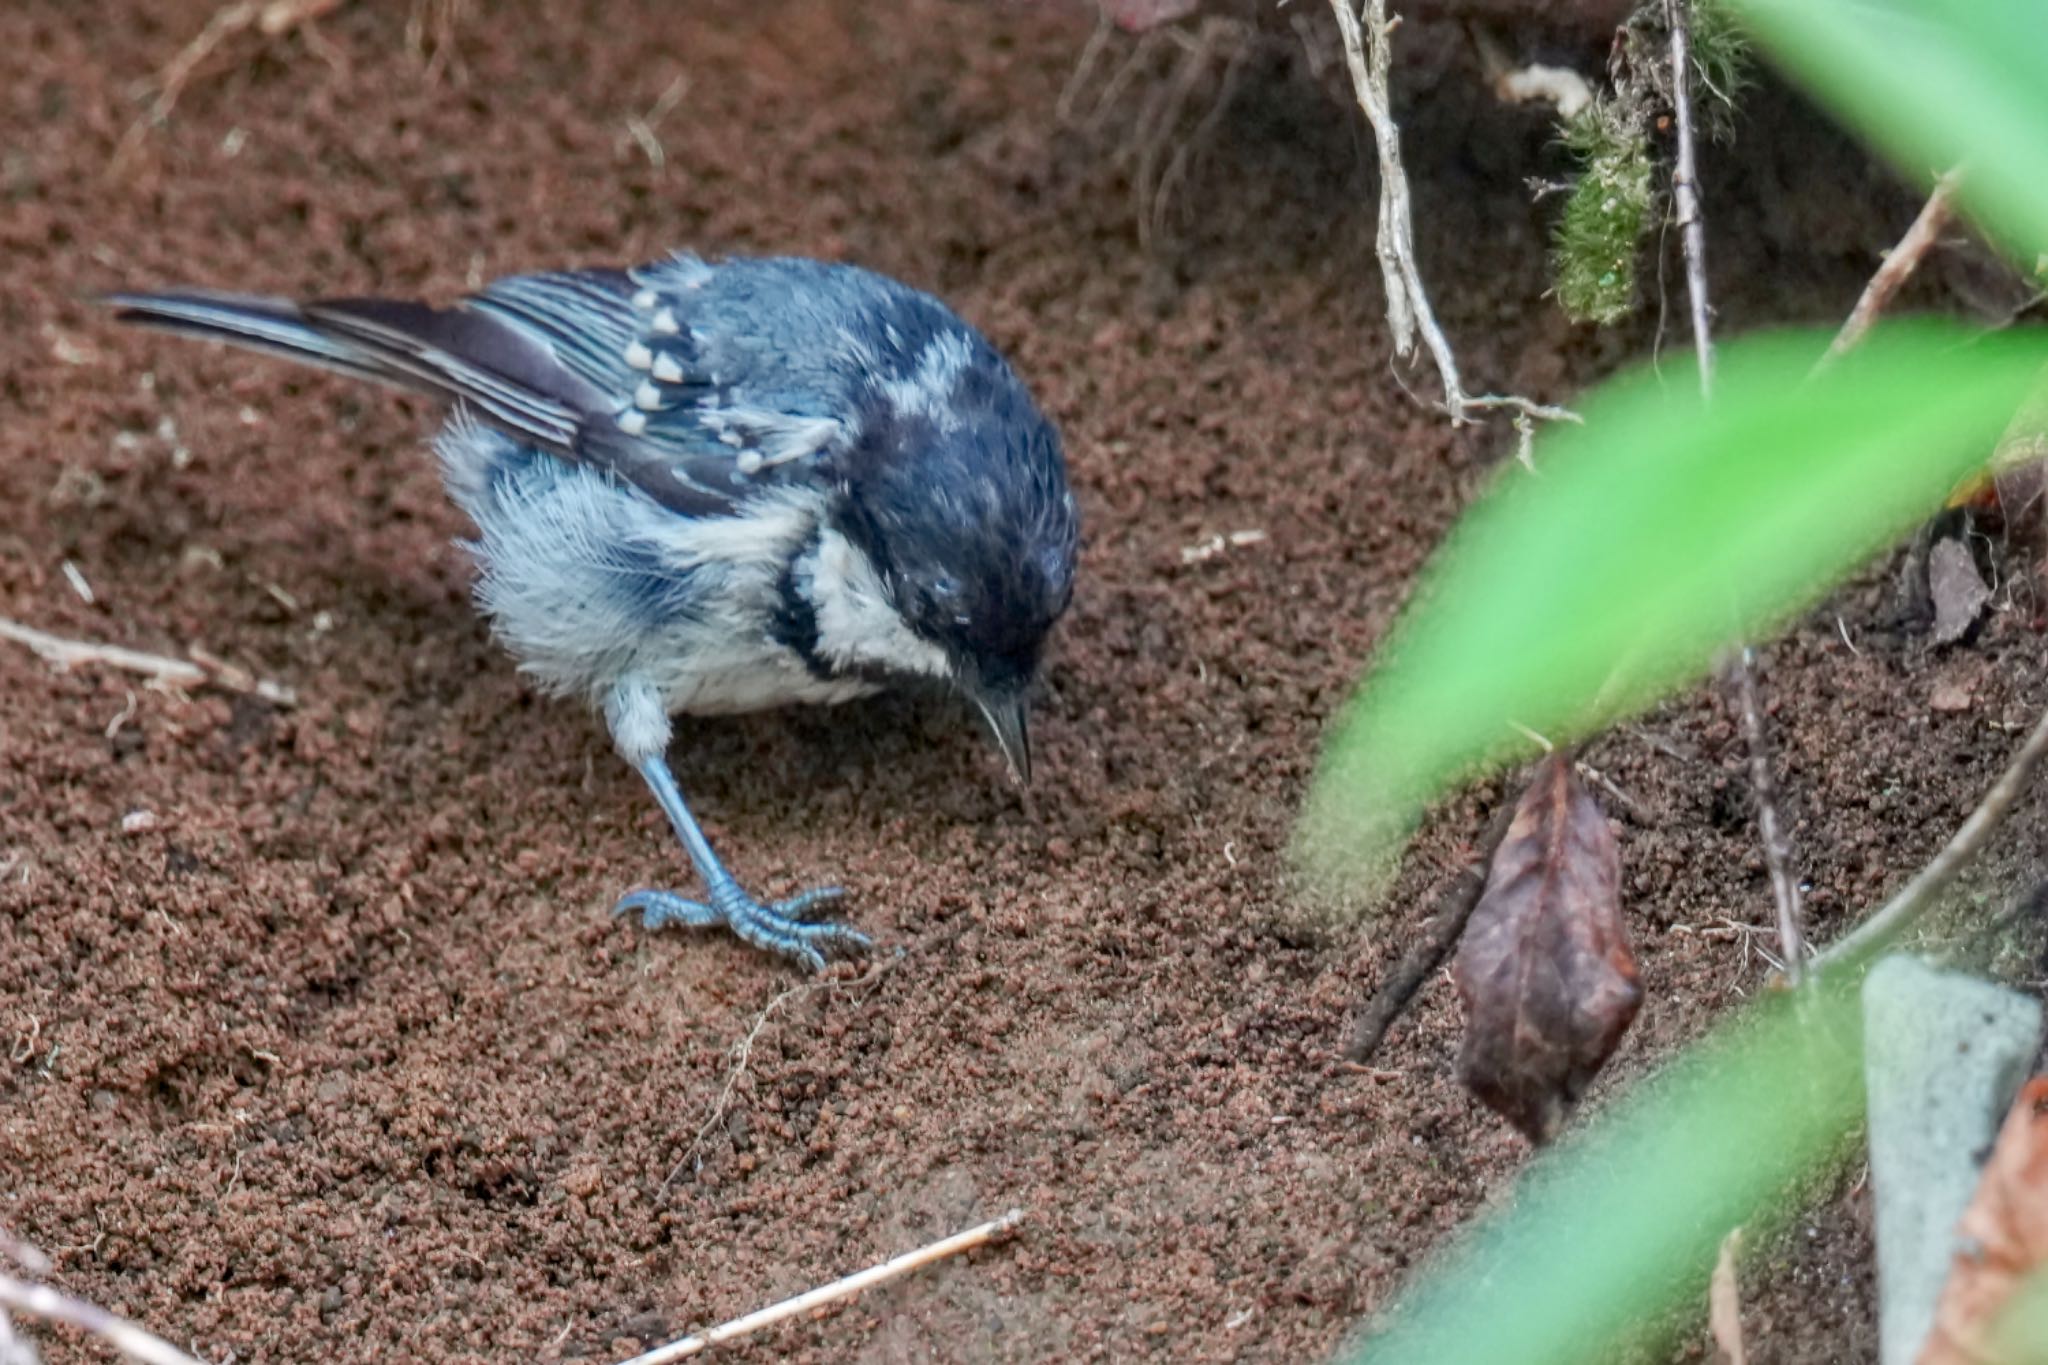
[[614, 880, 871, 973]]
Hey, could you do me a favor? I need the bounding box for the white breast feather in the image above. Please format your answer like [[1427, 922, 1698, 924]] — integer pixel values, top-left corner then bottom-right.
[[434, 420, 886, 717]]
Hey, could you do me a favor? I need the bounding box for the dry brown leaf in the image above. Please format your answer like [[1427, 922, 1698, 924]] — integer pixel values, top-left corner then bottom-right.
[[1921, 1077, 2048, 1365], [1453, 753, 1640, 1143]]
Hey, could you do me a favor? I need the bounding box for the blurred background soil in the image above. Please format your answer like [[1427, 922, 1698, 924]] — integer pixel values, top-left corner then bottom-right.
[[2, 1, 2042, 1360]]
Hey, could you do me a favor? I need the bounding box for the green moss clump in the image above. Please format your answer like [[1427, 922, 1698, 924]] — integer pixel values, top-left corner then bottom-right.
[[1689, 0, 1754, 135], [1551, 100, 1654, 326]]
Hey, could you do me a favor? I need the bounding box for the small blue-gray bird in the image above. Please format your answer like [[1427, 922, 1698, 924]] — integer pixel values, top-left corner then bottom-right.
[[109, 253, 1080, 970]]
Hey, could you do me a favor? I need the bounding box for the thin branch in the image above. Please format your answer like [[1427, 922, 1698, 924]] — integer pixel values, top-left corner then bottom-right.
[[1663, 0, 1807, 982], [1730, 647, 1808, 979], [1325, 0, 1578, 431], [0, 1274, 203, 1365], [614, 1209, 1026, 1365], [1346, 797, 1518, 1061], [1824, 168, 1963, 363], [0, 615, 296, 707], [1817, 702, 2048, 977]]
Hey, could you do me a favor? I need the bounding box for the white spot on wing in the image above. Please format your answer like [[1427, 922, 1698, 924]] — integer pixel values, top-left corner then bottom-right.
[[651, 308, 680, 335], [634, 381, 664, 411], [616, 409, 648, 435], [652, 353, 684, 383], [624, 340, 653, 369], [696, 406, 848, 470], [632, 288, 658, 310]]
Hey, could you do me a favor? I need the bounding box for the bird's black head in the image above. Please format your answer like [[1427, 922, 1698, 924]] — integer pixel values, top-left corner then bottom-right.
[[835, 329, 1079, 781]]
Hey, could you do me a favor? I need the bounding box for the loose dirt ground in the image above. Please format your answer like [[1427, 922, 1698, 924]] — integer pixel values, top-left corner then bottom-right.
[[3, 2, 2043, 1361]]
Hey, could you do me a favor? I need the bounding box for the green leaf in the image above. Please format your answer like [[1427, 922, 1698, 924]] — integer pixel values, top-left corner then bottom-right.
[[1727, 0, 2048, 263], [1343, 981, 1865, 1364], [1295, 324, 2048, 894]]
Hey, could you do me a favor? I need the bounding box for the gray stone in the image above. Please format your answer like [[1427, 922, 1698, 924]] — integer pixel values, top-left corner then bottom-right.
[[1863, 954, 2044, 1365]]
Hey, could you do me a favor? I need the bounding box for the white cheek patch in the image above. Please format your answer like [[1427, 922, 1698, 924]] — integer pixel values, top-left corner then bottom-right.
[[876, 330, 973, 430], [803, 530, 950, 681]]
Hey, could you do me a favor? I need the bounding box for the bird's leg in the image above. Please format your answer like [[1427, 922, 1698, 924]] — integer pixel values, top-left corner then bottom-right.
[[604, 679, 871, 972]]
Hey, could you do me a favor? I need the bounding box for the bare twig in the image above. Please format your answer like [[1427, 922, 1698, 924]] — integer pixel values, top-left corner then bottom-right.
[[0, 1233, 50, 1279], [660, 955, 896, 1192], [1817, 701, 2048, 977], [1825, 169, 1962, 364], [618, 74, 690, 170], [614, 1209, 1026, 1365], [1664, 0, 1715, 396], [0, 615, 296, 707], [1325, 0, 1579, 432], [0, 1274, 204, 1365], [1729, 648, 1807, 979], [1346, 797, 1518, 1061], [1663, 0, 1807, 981]]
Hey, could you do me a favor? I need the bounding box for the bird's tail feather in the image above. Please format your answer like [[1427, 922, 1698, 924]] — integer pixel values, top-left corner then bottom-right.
[[106, 288, 589, 451], [104, 290, 406, 391]]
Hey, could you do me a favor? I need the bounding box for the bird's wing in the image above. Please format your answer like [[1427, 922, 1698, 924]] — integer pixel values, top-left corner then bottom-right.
[[109, 255, 864, 517], [468, 257, 864, 514]]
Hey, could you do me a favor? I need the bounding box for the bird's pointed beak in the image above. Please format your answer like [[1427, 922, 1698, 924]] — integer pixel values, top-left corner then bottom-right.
[[975, 691, 1033, 786]]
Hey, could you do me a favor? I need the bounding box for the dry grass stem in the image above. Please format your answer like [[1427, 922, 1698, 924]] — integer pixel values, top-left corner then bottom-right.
[[661, 955, 896, 1192], [1730, 647, 1808, 979], [614, 1209, 1026, 1365], [1819, 701, 2048, 975], [0, 615, 297, 707], [0, 1274, 203, 1365], [1825, 168, 1963, 363], [111, 0, 346, 173]]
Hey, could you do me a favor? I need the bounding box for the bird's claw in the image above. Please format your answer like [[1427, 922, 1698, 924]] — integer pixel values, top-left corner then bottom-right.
[[614, 882, 871, 973]]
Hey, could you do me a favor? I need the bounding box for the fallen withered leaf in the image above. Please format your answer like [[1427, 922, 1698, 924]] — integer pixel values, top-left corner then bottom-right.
[[1929, 537, 1992, 646], [1454, 753, 1640, 1143], [1920, 1077, 2048, 1365]]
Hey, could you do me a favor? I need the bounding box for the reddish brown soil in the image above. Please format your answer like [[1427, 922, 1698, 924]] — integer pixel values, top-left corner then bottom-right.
[[4, 2, 2043, 1362]]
